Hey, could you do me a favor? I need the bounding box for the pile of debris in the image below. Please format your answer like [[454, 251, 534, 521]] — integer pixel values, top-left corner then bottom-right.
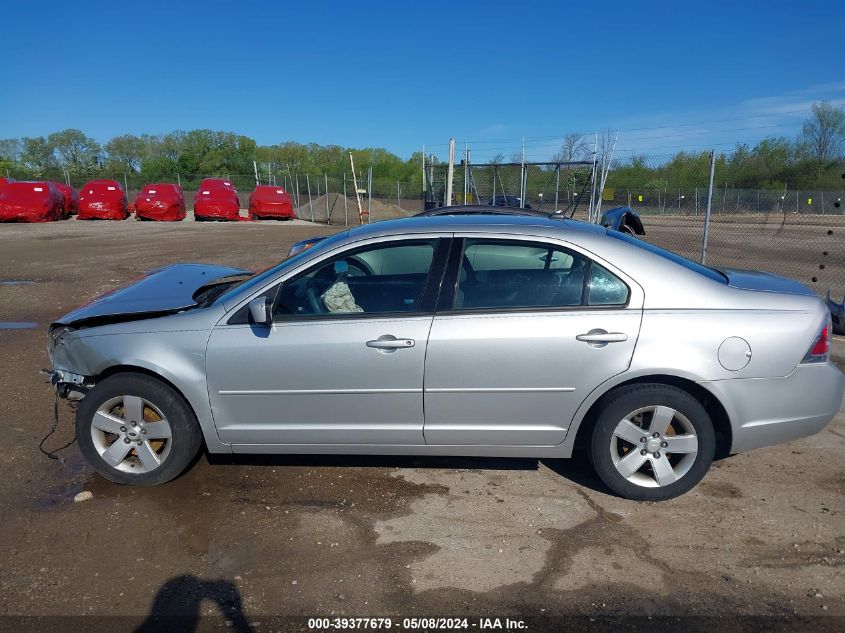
[[295, 193, 413, 225]]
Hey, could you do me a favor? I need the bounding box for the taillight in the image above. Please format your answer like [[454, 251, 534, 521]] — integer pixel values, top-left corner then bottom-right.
[[801, 316, 831, 364]]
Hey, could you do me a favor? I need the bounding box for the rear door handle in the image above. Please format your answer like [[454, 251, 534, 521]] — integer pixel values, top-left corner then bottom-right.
[[576, 329, 628, 345], [366, 335, 415, 351]]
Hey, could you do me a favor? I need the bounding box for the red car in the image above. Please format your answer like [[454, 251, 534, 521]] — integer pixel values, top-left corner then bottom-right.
[[0, 176, 14, 190], [193, 179, 241, 221], [52, 182, 78, 218], [135, 183, 186, 221], [78, 180, 129, 220], [249, 185, 296, 220], [0, 181, 64, 222]]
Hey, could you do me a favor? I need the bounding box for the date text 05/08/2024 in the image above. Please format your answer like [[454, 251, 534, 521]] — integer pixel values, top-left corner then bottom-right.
[[307, 617, 528, 630]]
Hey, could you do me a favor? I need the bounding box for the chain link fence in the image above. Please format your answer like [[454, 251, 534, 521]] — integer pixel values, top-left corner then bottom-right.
[[5, 154, 844, 300], [423, 154, 845, 300]]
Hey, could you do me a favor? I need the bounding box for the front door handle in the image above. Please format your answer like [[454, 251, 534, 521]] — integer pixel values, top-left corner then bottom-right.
[[576, 329, 628, 346], [366, 335, 415, 352]]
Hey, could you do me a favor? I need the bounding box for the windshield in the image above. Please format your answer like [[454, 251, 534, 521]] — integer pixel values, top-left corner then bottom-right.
[[608, 231, 727, 283], [212, 230, 350, 306]]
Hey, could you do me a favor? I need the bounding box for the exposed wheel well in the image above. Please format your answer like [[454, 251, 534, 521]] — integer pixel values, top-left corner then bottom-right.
[[95, 365, 200, 426], [573, 375, 732, 459]]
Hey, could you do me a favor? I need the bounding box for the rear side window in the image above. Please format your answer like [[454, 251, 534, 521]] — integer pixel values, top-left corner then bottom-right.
[[454, 240, 629, 310], [608, 231, 727, 283], [588, 263, 629, 305]]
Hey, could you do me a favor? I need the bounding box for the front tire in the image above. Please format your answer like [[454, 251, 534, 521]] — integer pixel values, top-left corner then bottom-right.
[[76, 373, 202, 485], [589, 383, 715, 501]]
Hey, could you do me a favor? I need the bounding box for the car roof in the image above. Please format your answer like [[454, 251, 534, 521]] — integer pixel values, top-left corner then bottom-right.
[[417, 204, 551, 218], [348, 212, 607, 239]]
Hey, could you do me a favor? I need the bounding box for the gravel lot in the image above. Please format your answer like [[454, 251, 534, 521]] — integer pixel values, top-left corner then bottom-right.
[[0, 219, 843, 631]]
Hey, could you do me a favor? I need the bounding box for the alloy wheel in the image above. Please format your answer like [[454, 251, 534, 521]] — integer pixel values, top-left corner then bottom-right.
[[609, 405, 699, 488], [90, 395, 173, 473]]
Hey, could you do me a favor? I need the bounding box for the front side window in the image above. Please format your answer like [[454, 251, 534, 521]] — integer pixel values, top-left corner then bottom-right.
[[454, 239, 628, 310], [274, 240, 438, 317]]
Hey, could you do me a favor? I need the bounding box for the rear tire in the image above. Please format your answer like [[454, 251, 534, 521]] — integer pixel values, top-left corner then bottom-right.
[[76, 372, 202, 486], [589, 383, 715, 501]]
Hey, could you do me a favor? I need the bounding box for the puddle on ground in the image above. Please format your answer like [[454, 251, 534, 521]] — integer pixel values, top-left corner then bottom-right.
[[0, 322, 38, 329], [31, 454, 92, 511], [0, 280, 35, 285]]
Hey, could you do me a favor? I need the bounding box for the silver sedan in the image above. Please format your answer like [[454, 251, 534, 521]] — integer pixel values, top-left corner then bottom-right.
[[47, 215, 844, 501]]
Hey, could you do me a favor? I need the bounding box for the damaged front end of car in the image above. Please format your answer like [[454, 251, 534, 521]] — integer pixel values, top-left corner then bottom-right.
[[43, 263, 252, 401], [44, 325, 92, 400]]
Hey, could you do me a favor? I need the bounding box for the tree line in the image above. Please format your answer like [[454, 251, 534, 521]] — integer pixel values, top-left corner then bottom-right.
[[0, 130, 426, 186], [1, 102, 843, 191]]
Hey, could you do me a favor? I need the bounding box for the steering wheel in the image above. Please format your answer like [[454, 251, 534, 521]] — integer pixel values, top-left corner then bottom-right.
[[345, 256, 373, 277], [306, 282, 327, 314]]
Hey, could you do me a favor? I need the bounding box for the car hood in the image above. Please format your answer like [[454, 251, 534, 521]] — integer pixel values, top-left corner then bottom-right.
[[717, 267, 816, 296], [54, 263, 250, 326]]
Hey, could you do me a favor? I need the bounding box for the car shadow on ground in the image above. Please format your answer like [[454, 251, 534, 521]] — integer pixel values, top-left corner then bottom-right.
[[205, 451, 537, 471], [203, 452, 616, 495], [134, 574, 253, 633]]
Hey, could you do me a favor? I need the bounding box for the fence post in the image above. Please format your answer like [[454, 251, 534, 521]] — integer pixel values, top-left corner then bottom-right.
[[367, 166, 372, 222], [421, 146, 427, 202], [325, 174, 330, 223], [177, 173, 181, 187], [343, 174, 348, 226], [589, 135, 599, 222], [520, 138, 527, 209], [463, 146, 469, 204], [123, 173, 129, 196], [306, 174, 314, 222], [295, 174, 301, 216], [702, 150, 716, 265], [445, 138, 455, 207], [554, 164, 560, 211], [397, 181, 401, 210]]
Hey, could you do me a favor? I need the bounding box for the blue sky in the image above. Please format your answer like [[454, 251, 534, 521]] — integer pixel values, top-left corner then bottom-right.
[[1, 0, 843, 160]]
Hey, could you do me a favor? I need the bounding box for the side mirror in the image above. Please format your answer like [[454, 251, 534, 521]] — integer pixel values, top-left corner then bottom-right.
[[248, 296, 271, 325]]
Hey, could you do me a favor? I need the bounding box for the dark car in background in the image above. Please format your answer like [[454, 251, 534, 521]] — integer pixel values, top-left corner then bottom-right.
[[490, 195, 532, 209], [600, 206, 645, 236]]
